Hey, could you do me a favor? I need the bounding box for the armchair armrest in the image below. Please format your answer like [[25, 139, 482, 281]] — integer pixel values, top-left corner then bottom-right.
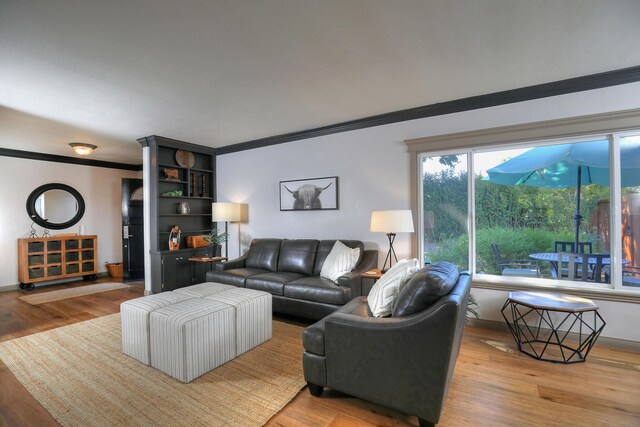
[[336, 249, 378, 297], [215, 252, 248, 270]]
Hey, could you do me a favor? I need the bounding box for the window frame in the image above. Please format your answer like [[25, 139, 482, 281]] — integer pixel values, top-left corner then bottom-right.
[[407, 108, 640, 299]]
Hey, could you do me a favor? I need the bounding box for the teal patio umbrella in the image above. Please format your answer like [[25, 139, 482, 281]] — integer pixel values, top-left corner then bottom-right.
[[483, 139, 640, 250]]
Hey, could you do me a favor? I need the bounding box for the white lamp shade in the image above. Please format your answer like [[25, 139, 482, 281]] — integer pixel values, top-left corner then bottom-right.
[[370, 210, 414, 233], [211, 202, 241, 222]]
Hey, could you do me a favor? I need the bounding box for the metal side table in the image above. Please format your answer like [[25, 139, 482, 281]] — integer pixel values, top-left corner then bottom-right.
[[501, 291, 605, 364]]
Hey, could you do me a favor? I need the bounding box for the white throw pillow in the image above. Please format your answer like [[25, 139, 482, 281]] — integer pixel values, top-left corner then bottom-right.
[[367, 258, 421, 317], [320, 241, 361, 283]]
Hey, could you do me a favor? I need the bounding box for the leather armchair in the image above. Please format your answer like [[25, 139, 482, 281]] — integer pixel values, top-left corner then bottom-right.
[[303, 264, 471, 426]]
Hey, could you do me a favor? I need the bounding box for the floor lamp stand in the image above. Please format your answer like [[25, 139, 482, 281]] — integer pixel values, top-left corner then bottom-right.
[[223, 221, 229, 258], [382, 232, 398, 273]]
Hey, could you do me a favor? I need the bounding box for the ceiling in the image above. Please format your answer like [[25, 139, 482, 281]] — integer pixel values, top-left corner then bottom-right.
[[1, 0, 640, 165]]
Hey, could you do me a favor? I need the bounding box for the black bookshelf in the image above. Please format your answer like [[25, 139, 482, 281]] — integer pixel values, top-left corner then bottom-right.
[[138, 135, 218, 293]]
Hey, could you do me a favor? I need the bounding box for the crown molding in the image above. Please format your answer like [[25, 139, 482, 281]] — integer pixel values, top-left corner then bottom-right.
[[0, 147, 142, 171], [217, 65, 640, 155]]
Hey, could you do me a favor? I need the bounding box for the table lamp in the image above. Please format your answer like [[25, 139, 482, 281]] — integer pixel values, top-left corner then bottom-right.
[[370, 210, 415, 272], [211, 202, 242, 257]]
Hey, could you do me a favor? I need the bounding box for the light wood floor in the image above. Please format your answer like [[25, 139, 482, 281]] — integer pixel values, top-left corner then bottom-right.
[[0, 278, 639, 427]]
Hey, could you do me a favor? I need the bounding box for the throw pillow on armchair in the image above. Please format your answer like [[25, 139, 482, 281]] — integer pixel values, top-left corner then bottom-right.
[[367, 258, 421, 317]]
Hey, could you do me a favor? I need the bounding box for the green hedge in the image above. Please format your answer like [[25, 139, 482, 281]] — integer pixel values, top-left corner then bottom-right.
[[428, 227, 575, 275], [423, 171, 609, 243]]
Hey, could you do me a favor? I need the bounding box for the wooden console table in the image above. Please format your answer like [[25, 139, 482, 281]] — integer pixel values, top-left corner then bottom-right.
[[18, 235, 98, 291]]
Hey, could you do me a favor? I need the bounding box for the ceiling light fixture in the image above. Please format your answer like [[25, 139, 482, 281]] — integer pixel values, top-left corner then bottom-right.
[[69, 142, 97, 156]]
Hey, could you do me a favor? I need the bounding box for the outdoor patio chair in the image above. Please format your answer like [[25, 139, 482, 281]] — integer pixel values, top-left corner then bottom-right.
[[554, 241, 593, 254], [622, 266, 640, 287], [558, 252, 609, 283], [554, 241, 593, 278], [491, 242, 540, 278]]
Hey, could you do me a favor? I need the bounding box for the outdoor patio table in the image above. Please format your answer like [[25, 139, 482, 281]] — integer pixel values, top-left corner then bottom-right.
[[528, 253, 627, 279]]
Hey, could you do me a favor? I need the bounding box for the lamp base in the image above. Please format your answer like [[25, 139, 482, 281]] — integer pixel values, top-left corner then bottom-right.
[[381, 233, 398, 272]]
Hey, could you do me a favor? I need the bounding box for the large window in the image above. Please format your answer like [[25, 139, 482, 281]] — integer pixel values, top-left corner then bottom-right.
[[620, 135, 640, 289], [417, 131, 640, 291], [422, 153, 469, 270]]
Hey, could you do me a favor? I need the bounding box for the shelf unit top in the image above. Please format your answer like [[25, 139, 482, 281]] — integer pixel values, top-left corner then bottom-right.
[[19, 235, 97, 242], [159, 163, 214, 174]]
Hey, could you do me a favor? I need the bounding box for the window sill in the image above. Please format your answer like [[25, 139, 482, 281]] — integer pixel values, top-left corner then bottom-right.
[[471, 274, 640, 304]]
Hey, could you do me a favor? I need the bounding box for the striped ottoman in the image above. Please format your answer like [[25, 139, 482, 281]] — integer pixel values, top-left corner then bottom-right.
[[150, 298, 236, 383], [173, 282, 235, 298], [205, 288, 272, 356], [120, 292, 194, 365]]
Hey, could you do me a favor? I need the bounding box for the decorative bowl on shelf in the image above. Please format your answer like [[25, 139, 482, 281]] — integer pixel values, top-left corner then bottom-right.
[[175, 150, 195, 168]]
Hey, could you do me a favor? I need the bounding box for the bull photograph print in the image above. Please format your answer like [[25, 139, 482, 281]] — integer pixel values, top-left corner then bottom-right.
[[279, 176, 339, 211]]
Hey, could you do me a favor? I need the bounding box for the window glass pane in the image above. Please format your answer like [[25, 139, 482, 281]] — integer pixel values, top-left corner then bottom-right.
[[620, 135, 640, 288], [422, 153, 469, 270], [474, 140, 611, 285]]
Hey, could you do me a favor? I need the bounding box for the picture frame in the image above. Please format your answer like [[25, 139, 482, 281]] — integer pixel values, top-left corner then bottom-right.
[[279, 176, 339, 211]]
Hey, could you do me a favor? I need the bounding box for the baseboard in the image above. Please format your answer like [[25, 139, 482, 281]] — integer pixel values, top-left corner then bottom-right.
[[469, 318, 640, 351], [0, 271, 112, 293]]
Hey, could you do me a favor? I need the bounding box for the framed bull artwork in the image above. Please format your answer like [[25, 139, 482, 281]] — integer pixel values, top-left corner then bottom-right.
[[280, 176, 339, 211]]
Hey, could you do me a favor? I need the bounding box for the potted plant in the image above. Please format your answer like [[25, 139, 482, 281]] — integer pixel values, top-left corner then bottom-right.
[[466, 294, 480, 324], [203, 229, 228, 257]]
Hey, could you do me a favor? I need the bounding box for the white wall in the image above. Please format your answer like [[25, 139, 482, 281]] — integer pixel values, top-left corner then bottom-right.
[[0, 156, 141, 287], [217, 133, 413, 260], [217, 81, 640, 341]]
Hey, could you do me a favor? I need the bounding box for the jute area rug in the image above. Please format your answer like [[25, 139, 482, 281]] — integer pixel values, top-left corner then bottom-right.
[[0, 314, 306, 426], [19, 282, 131, 305]]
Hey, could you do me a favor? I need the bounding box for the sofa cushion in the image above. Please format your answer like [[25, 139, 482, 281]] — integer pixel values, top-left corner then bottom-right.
[[367, 259, 421, 317], [320, 241, 361, 283], [314, 240, 364, 276], [205, 268, 268, 287], [392, 261, 460, 317], [245, 239, 282, 271], [245, 272, 304, 296], [302, 296, 370, 356], [278, 239, 318, 275], [285, 277, 352, 305]]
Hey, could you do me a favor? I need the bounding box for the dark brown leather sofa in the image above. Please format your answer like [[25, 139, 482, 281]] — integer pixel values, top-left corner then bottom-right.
[[302, 262, 471, 426], [205, 238, 378, 320]]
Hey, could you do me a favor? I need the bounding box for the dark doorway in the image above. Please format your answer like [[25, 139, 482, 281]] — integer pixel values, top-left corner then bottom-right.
[[122, 178, 144, 280]]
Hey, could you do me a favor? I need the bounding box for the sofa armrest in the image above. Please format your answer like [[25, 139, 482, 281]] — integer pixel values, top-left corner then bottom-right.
[[216, 252, 249, 270], [336, 249, 378, 297]]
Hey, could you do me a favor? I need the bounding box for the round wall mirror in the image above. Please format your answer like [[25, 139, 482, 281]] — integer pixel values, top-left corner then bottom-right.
[[27, 183, 85, 230]]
